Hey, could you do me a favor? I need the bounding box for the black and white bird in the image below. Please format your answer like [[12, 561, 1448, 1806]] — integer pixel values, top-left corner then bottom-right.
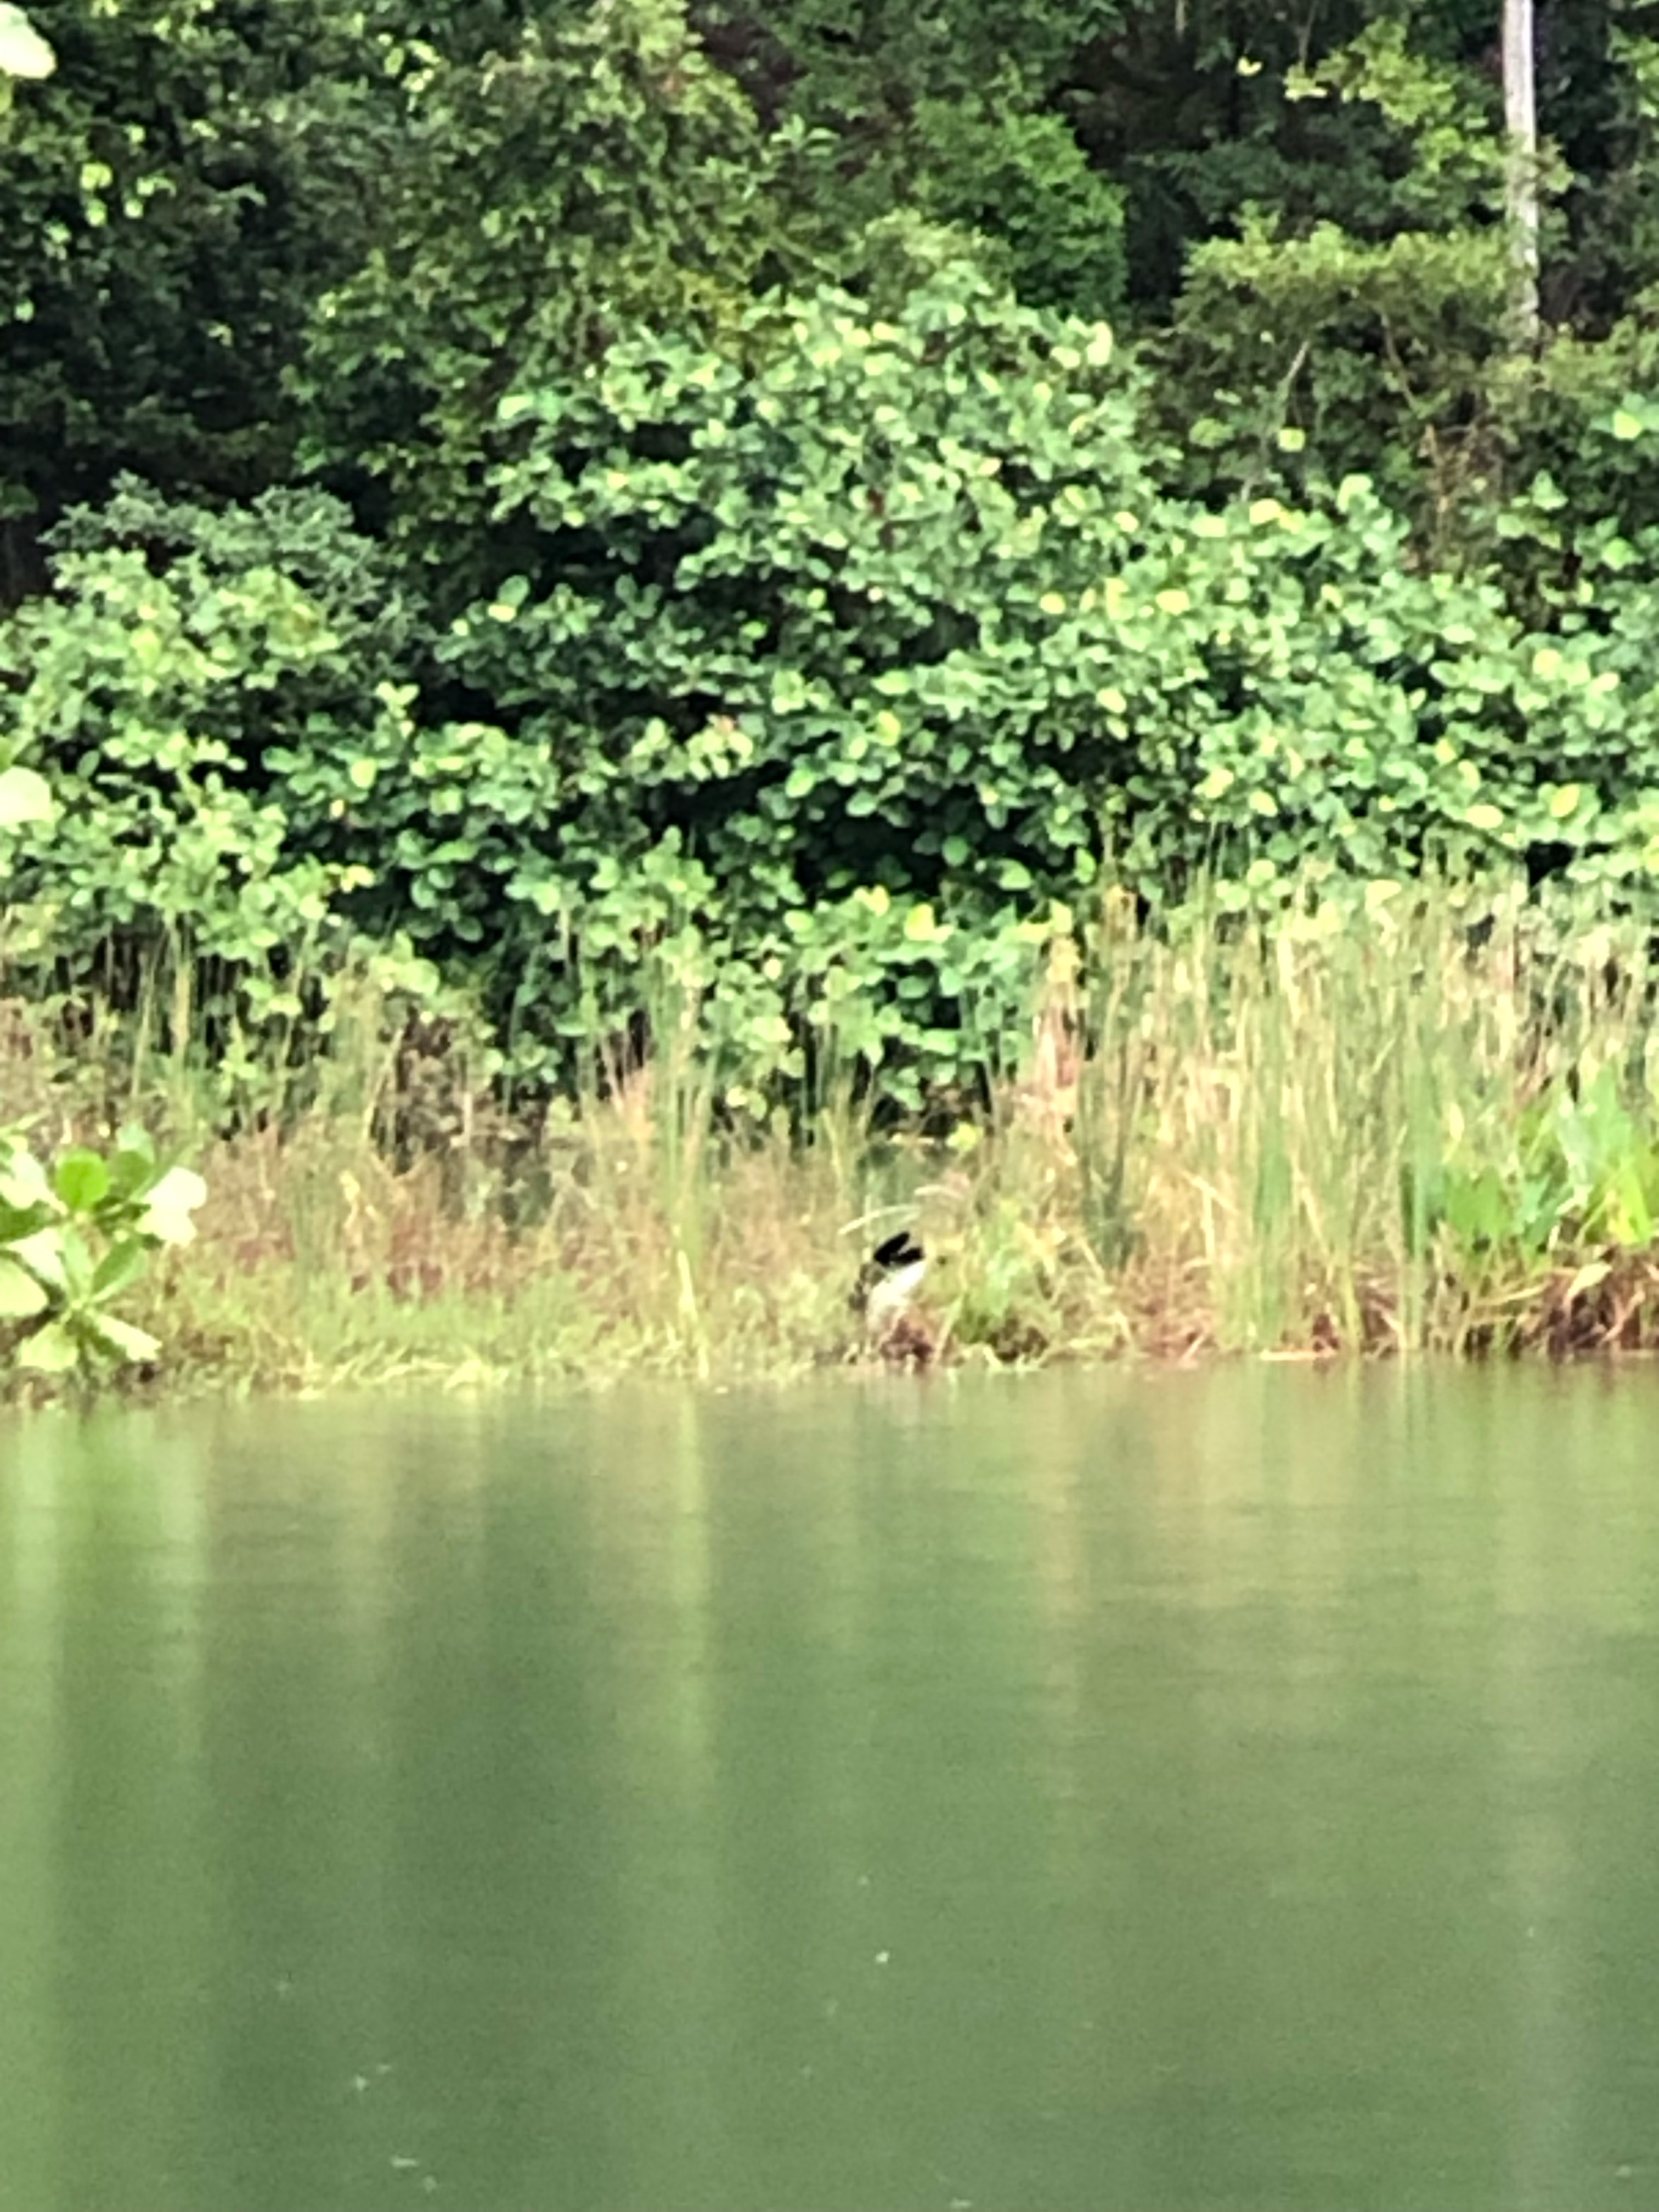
[[853, 1230, 928, 1329]]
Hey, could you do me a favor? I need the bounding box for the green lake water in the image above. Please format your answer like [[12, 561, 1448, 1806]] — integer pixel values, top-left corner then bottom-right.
[[3, 1366, 1659, 2212]]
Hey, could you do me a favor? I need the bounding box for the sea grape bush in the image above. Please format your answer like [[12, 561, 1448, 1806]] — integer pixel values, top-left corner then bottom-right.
[[6, 266, 1659, 1109]]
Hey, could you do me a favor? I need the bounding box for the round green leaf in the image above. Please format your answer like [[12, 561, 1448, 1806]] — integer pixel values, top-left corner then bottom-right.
[[7, 1226, 65, 1291], [0, 1255, 49, 1319], [0, 1145, 53, 1212], [84, 1313, 161, 1363], [0, 3, 54, 77], [0, 766, 54, 829], [136, 1166, 208, 1245], [53, 1149, 111, 1213], [16, 1321, 78, 1374], [91, 1241, 149, 1301]]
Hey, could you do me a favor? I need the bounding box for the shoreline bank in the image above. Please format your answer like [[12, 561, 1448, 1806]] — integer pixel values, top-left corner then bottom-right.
[[8, 882, 1659, 1406]]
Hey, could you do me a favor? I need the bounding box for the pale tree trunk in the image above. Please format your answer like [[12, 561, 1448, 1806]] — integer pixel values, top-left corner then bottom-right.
[[1503, 0, 1539, 343]]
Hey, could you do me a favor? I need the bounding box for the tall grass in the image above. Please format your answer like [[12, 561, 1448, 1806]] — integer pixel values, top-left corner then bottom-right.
[[1079, 881, 1659, 1358], [5, 874, 1659, 1400]]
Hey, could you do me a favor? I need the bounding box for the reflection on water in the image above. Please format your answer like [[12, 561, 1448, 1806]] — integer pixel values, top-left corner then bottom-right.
[[4, 1368, 1659, 2212]]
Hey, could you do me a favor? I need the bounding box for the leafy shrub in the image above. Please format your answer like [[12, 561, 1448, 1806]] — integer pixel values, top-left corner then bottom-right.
[[0, 480, 433, 1056], [10, 271, 1659, 1119], [0, 1121, 204, 1375], [0, 0, 388, 521], [1151, 21, 1532, 531], [298, 264, 1658, 1099], [908, 89, 1127, 319], [292, 0, 797, 568]]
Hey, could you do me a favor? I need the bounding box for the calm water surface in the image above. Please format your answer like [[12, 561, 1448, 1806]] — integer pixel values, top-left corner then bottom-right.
[[4, 1366, 1659, 2212]]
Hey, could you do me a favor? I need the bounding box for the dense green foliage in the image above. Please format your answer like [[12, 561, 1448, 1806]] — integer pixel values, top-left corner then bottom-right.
[[7, 0, 1659, 1119]]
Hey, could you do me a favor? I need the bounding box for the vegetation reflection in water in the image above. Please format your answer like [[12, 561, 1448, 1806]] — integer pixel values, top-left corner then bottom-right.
[[4, 1367, 1659, 2211]]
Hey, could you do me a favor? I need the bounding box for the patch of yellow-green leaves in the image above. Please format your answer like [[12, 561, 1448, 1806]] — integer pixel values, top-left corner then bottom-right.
[[0, 1124, 206, 1383]]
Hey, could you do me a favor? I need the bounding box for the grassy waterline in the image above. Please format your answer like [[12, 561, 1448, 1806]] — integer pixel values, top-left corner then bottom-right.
[[5, 876, 1659, 1401]]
